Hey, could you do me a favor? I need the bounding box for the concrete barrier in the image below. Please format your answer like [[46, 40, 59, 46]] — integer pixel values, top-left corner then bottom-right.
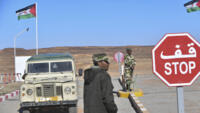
[[118, 77, 149, 113], [0, 90, 19, 102], [128, 93, 149, 113]]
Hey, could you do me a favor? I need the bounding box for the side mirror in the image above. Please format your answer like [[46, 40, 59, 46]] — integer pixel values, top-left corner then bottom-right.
[[78, 68, 83, 76], [22, 73, 27, 80]]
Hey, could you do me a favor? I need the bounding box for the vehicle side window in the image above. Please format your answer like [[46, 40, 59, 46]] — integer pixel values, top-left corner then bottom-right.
[[51, 62, 72, 72]]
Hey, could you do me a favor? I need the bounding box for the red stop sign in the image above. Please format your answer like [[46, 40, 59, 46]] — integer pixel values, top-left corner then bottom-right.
[[152, 33, 200, 87]]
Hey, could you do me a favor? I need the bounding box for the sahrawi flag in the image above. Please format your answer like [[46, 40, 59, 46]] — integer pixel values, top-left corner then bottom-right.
[[16, 4, 36, 20], [184, 0, 200, 13]]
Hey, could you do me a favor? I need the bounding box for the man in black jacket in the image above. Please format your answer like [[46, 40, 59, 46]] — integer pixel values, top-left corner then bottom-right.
[[84, 53, 118, 113]]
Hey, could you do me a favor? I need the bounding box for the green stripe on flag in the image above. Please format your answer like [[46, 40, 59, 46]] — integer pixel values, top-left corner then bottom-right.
[[18, 14, 35, 20], [187, 7, 200, 13]]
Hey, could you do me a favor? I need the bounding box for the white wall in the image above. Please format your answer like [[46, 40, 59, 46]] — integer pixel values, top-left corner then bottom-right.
[[15, 56, 31, 81]]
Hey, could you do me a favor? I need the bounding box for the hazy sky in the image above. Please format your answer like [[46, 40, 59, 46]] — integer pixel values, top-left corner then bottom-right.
[[0, 0, 200, 49]]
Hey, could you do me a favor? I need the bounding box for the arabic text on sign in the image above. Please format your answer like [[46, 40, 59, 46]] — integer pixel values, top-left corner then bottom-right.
[[160, 43, 197, 60]]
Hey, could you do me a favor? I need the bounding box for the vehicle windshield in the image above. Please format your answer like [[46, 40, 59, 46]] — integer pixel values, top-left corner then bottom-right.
[[51, 61, 72, 72], [28, 63, 49, 73]]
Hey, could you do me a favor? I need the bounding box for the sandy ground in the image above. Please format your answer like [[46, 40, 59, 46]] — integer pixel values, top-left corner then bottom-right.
[[0, 82, 23, 96], [108, 58, 152, 76]]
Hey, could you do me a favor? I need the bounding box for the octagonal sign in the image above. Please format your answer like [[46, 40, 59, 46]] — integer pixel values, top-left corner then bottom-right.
[[152, 33, 200, 87]]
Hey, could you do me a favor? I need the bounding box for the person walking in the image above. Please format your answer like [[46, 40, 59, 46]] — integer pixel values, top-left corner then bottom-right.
[[84, 53, 118, 113]]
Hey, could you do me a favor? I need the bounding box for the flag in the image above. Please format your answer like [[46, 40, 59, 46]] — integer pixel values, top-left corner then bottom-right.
[[184, 0, 200, 13], [16, 4, 36, 20]]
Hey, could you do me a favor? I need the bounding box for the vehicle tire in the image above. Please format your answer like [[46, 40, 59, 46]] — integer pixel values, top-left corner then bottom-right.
[[68, 106, 77, 113], [19, 109, 30, 113]]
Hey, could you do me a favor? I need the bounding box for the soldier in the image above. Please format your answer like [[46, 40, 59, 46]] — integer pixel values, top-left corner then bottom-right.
[[124, 48, 136, 91], [84, 53, 118, 113]]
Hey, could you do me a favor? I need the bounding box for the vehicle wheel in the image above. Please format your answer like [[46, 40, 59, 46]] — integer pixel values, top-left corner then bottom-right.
[[68, 106, 77, 113], [29, 109, 38, 113], [19, 109, 30, 113]]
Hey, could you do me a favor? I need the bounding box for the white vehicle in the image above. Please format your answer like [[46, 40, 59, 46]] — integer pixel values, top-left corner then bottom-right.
[[19, 53, 80, 113]]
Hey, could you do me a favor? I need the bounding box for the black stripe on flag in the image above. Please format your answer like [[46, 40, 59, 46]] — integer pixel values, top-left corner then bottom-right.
[[16, 4, 35, 13], [184, 0, 199, 7]]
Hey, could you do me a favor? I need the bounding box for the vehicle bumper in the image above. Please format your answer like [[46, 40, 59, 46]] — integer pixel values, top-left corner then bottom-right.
[[20, 100, 77, 108]]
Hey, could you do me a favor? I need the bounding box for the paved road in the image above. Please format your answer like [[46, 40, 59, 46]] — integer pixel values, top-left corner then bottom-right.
[[112, 78, 135, 113], [77, 78, 135, 113], [2, 74, 200, 113], [136, 74, 200, 113], [0, 78, 135, 113], [0, 96, 20, 113]]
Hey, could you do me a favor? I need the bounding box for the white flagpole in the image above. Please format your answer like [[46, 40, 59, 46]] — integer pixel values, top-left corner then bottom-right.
[[36, 2, 38, 55]]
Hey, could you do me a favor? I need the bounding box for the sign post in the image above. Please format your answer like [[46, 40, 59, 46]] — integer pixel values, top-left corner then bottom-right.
[[152, 33, 200, 113], [114, 51, 124, 75], [177, 86, 184, 113]]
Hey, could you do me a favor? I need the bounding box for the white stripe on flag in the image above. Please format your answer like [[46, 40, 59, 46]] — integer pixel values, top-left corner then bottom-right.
[[17, 9, 31, 16], [186, 4, 193, 8]]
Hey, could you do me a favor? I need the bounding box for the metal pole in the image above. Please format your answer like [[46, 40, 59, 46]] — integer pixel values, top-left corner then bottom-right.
[[13, 28, 29, 73], [35, 2, 38, 55], [177, 86, 184, 113], [14, 28, 29, 56], [118, 62, 121, 75], [14, 38, 16, 58], [117, 52, 121, 75]]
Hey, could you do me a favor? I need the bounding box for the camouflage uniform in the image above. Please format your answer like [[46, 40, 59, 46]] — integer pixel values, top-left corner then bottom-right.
[[92, 53, 109, 63], [124, 52, 136, 90]]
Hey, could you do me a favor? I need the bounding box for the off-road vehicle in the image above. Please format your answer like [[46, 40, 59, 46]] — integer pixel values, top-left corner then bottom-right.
[[19, 53, 79, 113]]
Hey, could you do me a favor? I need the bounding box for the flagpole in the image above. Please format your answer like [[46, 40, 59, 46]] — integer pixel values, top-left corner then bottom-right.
[[36, 2, 38, 55]]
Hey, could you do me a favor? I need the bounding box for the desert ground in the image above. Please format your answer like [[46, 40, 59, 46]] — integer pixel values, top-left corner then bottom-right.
[[0, 46, 153, 73]]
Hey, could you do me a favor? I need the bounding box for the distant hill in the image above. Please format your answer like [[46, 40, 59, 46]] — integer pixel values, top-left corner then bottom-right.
[[0, 46, 153, 74]]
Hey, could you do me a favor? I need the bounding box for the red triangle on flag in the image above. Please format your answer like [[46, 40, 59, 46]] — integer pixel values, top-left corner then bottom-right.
[[30, 4, 36, 16]]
